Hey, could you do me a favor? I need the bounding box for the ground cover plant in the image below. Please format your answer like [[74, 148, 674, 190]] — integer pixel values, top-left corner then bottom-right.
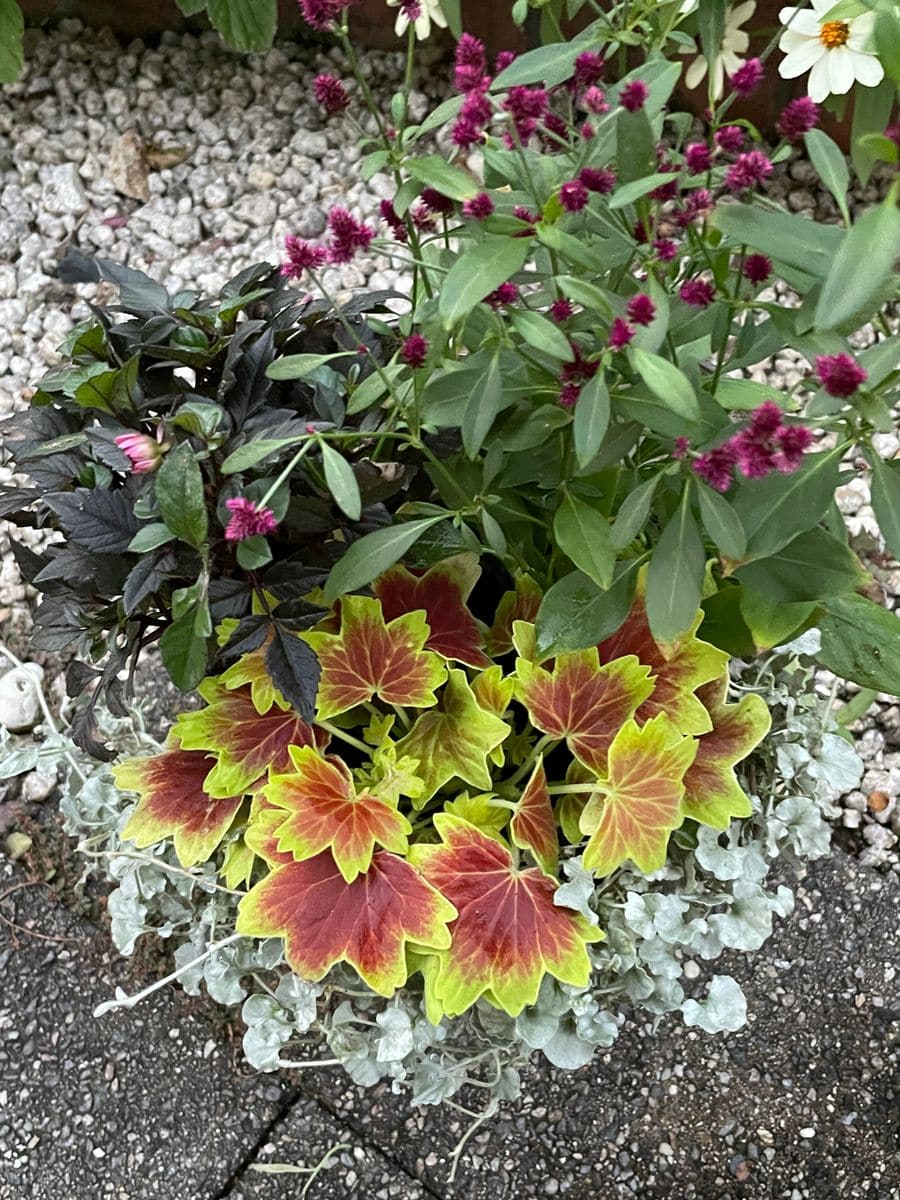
[[1, 0, 898, 1131]]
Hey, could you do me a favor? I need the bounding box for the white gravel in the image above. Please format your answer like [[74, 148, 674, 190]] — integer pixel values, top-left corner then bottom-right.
[[0, 21, 898, 868]]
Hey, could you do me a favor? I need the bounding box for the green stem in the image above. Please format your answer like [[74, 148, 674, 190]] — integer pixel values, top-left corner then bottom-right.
[[258, 438, 314, 508], [317, 721, 372, 755]]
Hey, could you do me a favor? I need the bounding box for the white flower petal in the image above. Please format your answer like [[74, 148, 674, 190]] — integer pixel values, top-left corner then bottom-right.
[[846, 14, 876, 49], [778, 40, 825, 80], [685, 54, 709, 89], [393, 10, 407, 35], [809, 0, 834, 14], [414, 11, 431, 38], [780, 9, 822, 36], [711, 56, 726, 99], [779, 28, 818, 52], [807, 52, 834, 101], [826, 46, 857, 95], [726, 30, 750, 53], [848, 51, 885, 88], [731, 1, 757, 25]]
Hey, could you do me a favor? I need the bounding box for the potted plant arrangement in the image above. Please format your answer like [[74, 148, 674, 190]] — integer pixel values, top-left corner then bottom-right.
[[2, 0, 898, 1149]]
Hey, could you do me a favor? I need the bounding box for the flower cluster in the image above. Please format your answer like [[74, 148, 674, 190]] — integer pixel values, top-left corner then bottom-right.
[[693, 403, 815, 492]]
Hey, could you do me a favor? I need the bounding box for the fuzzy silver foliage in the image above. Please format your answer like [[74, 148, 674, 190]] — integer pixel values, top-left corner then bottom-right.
[[0, 637, 861, 1108]]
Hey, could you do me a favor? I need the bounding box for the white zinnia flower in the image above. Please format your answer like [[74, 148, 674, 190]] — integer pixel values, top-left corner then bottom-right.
[[682, 1, 757, 100], [778, 0, 884, 102], [386, 0, 447, 41]]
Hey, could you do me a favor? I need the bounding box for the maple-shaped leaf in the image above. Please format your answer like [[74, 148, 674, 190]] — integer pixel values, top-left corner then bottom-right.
[[442, 792, 510, 838], [114, 740, 243, 868], [599, 583, 727, 736], [511, 760, 558, 875], [265, 745, 411, 882], [221, 644, 286, 715], [410, 816, 602, 1017], [471, 665, 515, 716], [244, 794, 295, 868], [174, 681, 323, 797], [356, 743, 425, 806], [235, 850, 456, 995], [485, 573, 543, 657], [221, 836, 256, 890], [580, 714, 697, 877], [373, 553, 491, 668], [516, 646, 654, 774], [683, 674, 771, 828], [302, 594, 447, 721], [395, 669, 510, 804]]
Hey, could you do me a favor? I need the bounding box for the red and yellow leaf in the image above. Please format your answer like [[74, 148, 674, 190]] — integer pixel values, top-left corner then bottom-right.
[[114, 740, 243, 868], [373, 553, 491, 668], [484, 573, 543, 657], [410, 816, 602, 1016], [683, 675, 770, 828], [303, 594, 447, 721], [265, 745, 411, 882], [244, 794, 295, 868], [510, 760, 558, 875], [174, 681, 323, 797], [516, 647, 654, 774], [599, 584, 727, 736], [443, 792, 510, 838], [394, 669, 510, 804], [220, 637, 288, 715], [580, 714, 697, 876], [235, 850, 456, 995]]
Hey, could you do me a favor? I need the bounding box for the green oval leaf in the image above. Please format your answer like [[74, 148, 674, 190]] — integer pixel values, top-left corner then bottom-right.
[[535, 562, 641, 659], [439, 238, 530, 328], [320, 441, 362, 522], [814, 198, 900, 332], [406, 155, 478, 202], [323, 516, 449, 604], [573, 372, 610, 468], [646, 487, 704, 643], [628, 347, 700, 422], [266, 352, 356, 381], [869, 455, 900, 561], [553, 493, 615, 589], [155, 441, 208, 550], [818, 593, 900, 695], [697, 484, 746, 560]]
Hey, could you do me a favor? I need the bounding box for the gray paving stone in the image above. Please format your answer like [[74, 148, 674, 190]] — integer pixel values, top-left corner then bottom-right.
[[0, 870, 296, 1200], [222, 1100, 427, 1200], [294, 855, 900, 1199]]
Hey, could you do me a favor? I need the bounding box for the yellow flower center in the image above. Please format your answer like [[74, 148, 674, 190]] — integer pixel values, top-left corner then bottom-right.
[[818, 20, 850, 49]]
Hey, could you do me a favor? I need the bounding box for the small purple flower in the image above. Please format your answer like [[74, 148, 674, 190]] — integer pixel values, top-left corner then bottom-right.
[[672, 436, 690, 460], [742, 253, 772, 284], [608, 317, 634, 350], [454, 33, 487, 93], [653, 237, 677, 262], [282, 235, 327, 277], [225, 497, 278, 542], [579, 166, 616, 194], [580, 85, 608, 114], [486, 281, 520, 308], [693, 444, 738, 492], [420, 187, 454, 216], [495, 50, 517, 72], [550, 297, 574, 322], [573, 51, 605, 88], [714, 125, 745, 154], [558, 382, 581, 408], [815, 353, 867, 399], [776, 97, 820, 142], [401, 332, 429, 368], [679, 278, 715, 308], [626, 294, 656, 327], [298, 0, 343, 32], [619, 80, 648, 112], [325, 207, 375, 263], [559, 179, 589, 213], [462, 192, 494, 220], [729, 58, 764, 97], [380, 199, 408, 243], [684, 142, 712, 175], [774, 424, 814, 473], [312, 73, 349, 114], [725, 150, 773, 194]]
